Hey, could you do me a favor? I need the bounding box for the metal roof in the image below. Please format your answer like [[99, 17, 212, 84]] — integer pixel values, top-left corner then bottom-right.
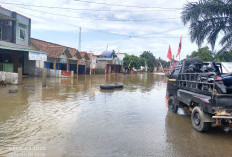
[[97, 57, 123, 63], [101, 50, 115, 58], [0, 41, 48, 54]]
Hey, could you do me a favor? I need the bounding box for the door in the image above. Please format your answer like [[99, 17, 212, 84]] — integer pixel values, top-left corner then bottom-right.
[[167, 67, 181, 97]]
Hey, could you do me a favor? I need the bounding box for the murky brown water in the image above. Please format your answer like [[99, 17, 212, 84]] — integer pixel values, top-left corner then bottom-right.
[[0, 74, 232, 157]]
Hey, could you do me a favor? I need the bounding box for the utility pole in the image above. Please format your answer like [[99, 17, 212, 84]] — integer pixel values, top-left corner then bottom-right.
[[105, 43, 108, 52], [78, 27, 81, 51]]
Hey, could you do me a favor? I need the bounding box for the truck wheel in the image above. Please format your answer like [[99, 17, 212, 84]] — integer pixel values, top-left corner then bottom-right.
[[168, 96, 178, 113], [191, 106, 210, 132]]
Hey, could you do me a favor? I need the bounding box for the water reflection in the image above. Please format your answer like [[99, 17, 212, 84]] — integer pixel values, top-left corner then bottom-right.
[[165, 111, 232, 157], [0, 74, 231, 157]]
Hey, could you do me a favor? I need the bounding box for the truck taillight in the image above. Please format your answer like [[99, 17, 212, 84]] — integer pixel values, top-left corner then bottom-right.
[[217, 77, 222, 81]]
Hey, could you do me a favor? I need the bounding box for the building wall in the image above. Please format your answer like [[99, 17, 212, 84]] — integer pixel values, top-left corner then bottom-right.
[[95, 61, 107, 74], [0, 71, 18, 84], [35, 61, 44, 68], [0, 7, 31, 46], [15, 14, 30, 46], [24, 53, 35, 75]]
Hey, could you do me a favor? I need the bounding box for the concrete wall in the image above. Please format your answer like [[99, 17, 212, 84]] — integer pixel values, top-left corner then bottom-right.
[[0, 7, 30, 45], [95, 61, 107, 74], [34, 67, 73, 78], [24, 53, 36, 75], [15, 13, 30, 46], [36, 61, 44, 68], [0, 71, 18, 84]]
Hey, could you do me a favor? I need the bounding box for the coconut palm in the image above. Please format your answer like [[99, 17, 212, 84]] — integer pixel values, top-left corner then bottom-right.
[[181, 0, 232, 51]]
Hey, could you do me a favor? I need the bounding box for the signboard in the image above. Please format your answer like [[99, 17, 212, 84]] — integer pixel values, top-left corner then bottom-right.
[[61, 70, 71, 76], [60, 58, 67, 63], [29, 52, 47, 61]]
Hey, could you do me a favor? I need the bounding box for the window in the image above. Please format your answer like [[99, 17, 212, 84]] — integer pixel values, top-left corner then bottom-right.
[[0, 27, 2, 40], [19, 24, 26, 40], [172, 67, 181, 78]]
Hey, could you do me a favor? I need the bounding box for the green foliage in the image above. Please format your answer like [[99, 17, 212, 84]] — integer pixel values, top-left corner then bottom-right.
[[159, 58, 170, 68], [215, 51, 232, 62], [123, 54, 144, 69], [140, 51, 157, 71], [181, 0, 232, 51], [187, 46, 213, 61], [123, 51, 170, 72]]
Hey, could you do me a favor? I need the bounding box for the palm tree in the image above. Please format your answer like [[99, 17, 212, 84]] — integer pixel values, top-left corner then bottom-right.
[[181, 0, 232, 51]]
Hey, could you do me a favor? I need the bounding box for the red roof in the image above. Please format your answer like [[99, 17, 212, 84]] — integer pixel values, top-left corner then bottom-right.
[[30, 38, 80, 58], [69, 48, 82, 59], [79, 51, 90, 60]]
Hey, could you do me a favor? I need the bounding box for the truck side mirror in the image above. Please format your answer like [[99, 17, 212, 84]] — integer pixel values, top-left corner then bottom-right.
[[167, 73, 171, 78]]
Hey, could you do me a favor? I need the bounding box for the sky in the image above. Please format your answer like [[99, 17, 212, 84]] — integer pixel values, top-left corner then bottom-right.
[[0, 0, 212, 60]]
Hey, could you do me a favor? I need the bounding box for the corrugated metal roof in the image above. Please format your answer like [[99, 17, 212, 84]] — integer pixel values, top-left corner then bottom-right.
[[97, 57, 123, 62], [101, 50, 115, 58], [0, 41, 48, 54]]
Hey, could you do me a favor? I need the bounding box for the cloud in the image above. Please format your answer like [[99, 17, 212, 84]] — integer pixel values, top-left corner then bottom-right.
[[1, 0, 213, 60]]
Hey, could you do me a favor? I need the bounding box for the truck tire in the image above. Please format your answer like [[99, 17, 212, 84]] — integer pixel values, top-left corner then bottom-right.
[[168, 96, 178, 113], [191, 106, 210, 132]]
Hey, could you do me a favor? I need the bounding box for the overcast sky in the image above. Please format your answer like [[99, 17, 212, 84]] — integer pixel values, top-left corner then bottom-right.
[[1, 0, 212, 60]]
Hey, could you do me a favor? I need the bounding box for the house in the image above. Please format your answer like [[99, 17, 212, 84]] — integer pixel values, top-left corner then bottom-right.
[[95, 50, 123, 74], [30, 38, 90, 75], [0, 6, 47, 84]]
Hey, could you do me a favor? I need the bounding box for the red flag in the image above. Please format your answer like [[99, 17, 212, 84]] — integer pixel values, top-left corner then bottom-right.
[[167, 45, 172, 60], [176, 36, 182, 58]]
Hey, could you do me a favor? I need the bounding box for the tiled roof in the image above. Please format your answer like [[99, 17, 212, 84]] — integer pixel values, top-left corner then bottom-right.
[[30, 38, 79, 58], [69, 48, 82, 59], [79, 51, 90, 60]]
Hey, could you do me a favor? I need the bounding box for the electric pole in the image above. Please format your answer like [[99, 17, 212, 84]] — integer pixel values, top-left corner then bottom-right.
[[78, 27, 81, 51]]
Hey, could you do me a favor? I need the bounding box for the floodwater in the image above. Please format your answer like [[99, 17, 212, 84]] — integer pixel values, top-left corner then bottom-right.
[[0, 74, 232, 157]]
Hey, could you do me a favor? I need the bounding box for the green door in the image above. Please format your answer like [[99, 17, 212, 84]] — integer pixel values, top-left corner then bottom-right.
[[3, 63, 14, 72]]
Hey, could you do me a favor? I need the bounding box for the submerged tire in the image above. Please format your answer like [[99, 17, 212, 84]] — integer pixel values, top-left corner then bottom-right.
[[114, 84, 124, 88], [168, 96, 178, 113], [100, 84, 115, 90], [191, 106, 210, 132]]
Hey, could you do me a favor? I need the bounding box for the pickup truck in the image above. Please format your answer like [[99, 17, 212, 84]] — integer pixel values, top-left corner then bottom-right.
[[166, 58, 232, 132]]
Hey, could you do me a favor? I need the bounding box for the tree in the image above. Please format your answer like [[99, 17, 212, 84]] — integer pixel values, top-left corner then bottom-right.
[[215, 51, 232, 62], [140, 51, 157, 72], [187, 46, 213, 61], [123, 54, 143, 69], [181, 0, 232, 51]]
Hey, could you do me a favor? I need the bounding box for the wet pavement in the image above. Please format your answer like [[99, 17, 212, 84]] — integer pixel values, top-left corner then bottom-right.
[[0, 74, 232, 157]]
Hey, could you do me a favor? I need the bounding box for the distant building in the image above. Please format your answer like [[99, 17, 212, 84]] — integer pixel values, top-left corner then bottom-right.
[[95, 50, 123, 74], [30, 38, 90, 75]]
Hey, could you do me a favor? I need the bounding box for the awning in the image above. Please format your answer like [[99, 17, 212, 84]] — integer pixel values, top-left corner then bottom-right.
[[0, 44, 48, 54], [0, 41, 48, 61]]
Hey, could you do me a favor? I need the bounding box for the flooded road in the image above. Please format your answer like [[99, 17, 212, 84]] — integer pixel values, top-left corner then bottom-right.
[[0, 74, 232, 157]]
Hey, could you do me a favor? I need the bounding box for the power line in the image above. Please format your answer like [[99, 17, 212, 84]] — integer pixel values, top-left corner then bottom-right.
[[12, 8, 186, 39], [4, 5, 180, 22], [0, 1, 180, 12], [74, 0, 179, 9]]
